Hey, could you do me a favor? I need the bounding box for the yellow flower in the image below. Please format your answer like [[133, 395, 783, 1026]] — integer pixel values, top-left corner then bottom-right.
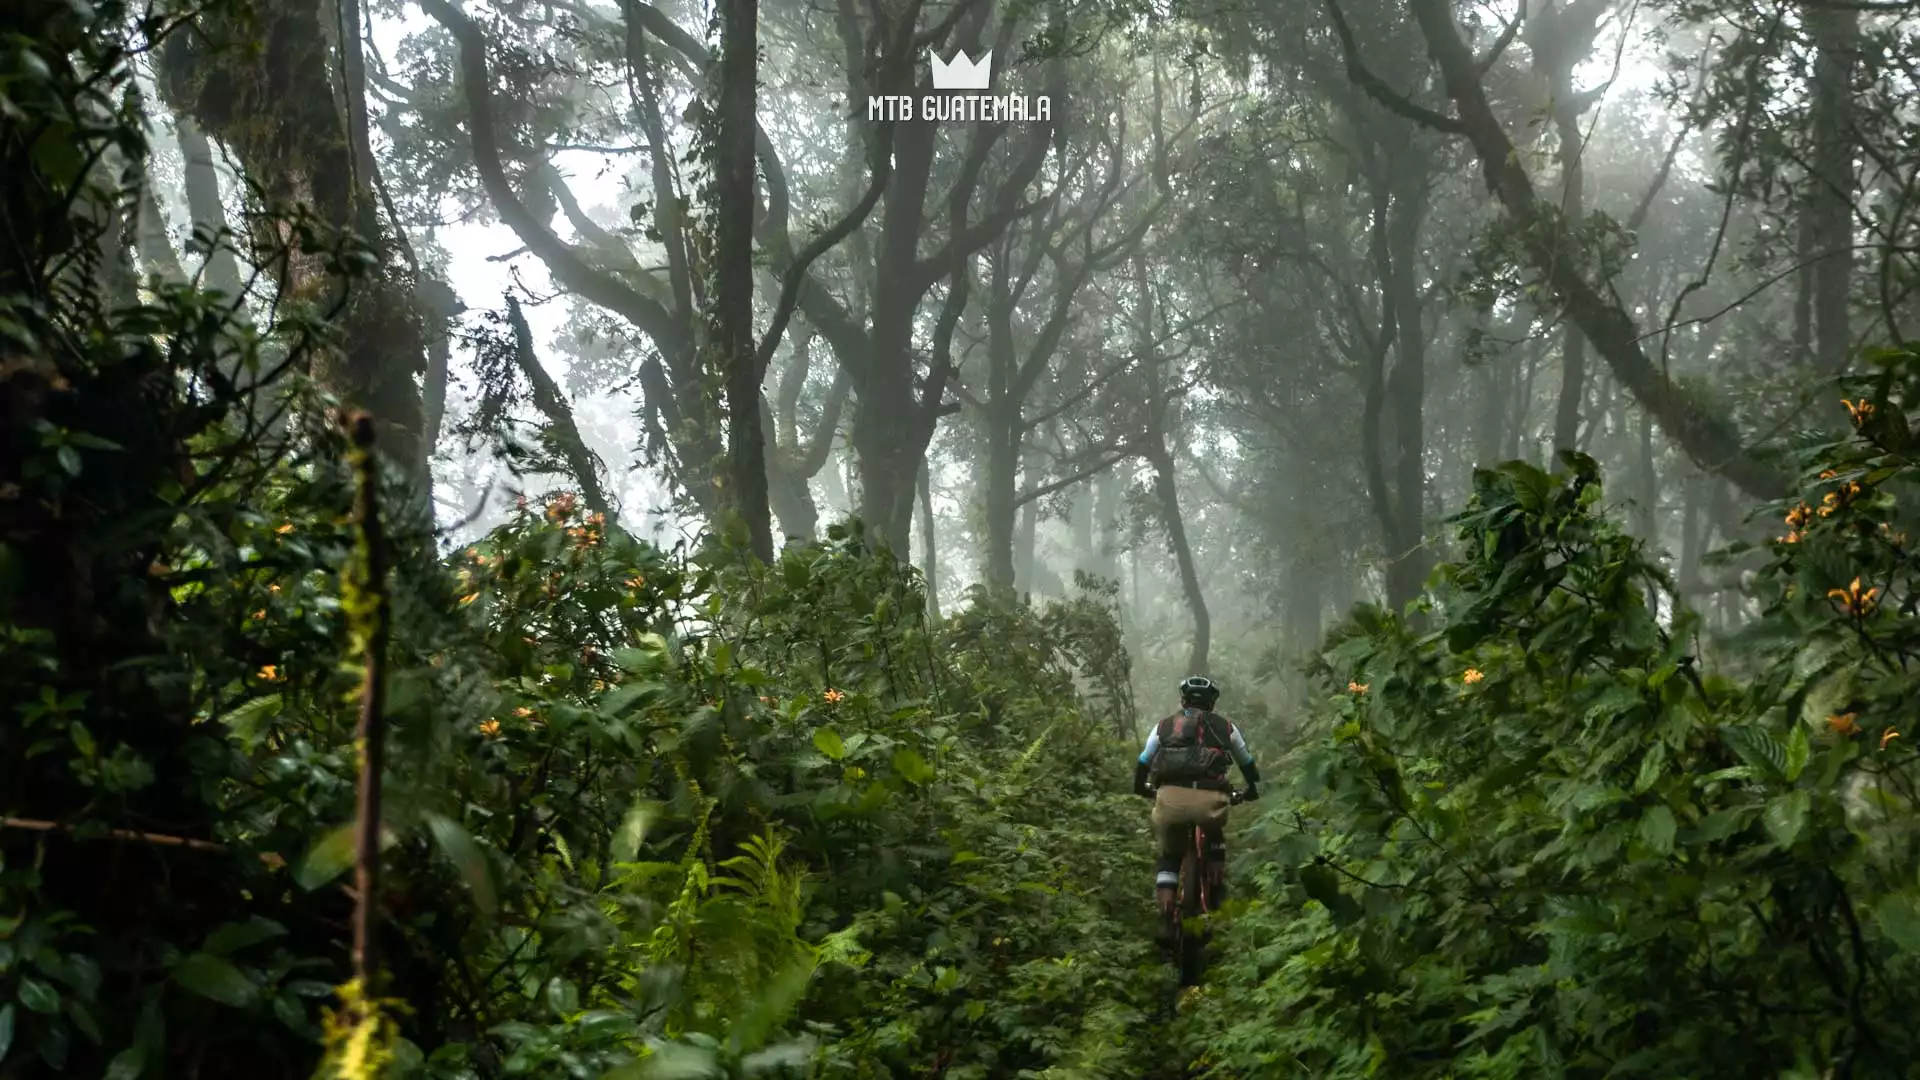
[[514, 707, 534, 718], [258, 664, 280, 681], [1462, 668, 1485, 685], [1880, 728, 1901, 751], [251, 609, 267, 621], [276, 523, 294, 535], [1829, 713, 1861, 737], [1785, 503, 1812, 528], [1347, 681, 1369, 695], [1827, 577, 1879, 618], [625, 575, 646, 589], [823, 688, 845, 704], [1843, 398, 1875, 427], [479, 719, 501, 738]]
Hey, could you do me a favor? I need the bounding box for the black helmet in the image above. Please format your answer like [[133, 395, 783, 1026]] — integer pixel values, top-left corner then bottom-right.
[[1178, 675, 1220, 708]]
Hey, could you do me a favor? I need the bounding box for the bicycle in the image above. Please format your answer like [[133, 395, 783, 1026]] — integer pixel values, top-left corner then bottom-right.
[[1154, 786, 1244, 986]]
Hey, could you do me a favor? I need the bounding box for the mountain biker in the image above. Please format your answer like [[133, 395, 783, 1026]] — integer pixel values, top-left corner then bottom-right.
[[1133, 675, 1260, 923]]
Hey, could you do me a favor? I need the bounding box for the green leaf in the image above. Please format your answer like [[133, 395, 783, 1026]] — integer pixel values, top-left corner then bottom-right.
[[891, 747, 934, 785], [612, 800, 658, 863], [1632, 745, 1666, 794], [171, 953, 259, 1008], [0, 1003, 14, 1061], [103, 1046, 146, 1080], [1783, 724, 1810, 783], [425, 811, 497, 917], [1637, 805, 1676, 855], [812, 728, 846, 761], [55, 444, 81, 477], [294, 823, 357, 890], [203, 917, 286, 956], [1764, 791, 1810, 848], [1875, 891, 1920, 953], [16, 976, 59, 1015], [295, 822, 395, 891], [626, 1042, 724, 1078]]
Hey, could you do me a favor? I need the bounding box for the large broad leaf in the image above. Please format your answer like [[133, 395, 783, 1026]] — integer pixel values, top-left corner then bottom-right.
[[294, 821, 397, 890], [1636, 805, 1677, 855], [812, 728, 846, 761], [1783, 725, 1811, 783], [203, 917, 286, 956], [293, 824, 356, 891], [1764, 791, 1811, 848], [425, 811, 498, 916], [612, 800, 659, 863], [1876, 890, 1920, 953], [171, 953, 259, 1009], [15, 977, 59, 1015], [891, 747, 934, 785]]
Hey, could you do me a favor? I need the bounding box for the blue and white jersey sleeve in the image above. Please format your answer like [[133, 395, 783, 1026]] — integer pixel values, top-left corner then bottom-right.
[[1137, 727, 1160, 765], [1226, 723, 1255, 768]]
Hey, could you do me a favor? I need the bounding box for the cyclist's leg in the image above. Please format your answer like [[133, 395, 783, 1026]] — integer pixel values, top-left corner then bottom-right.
[[1150, 793, 1181, 915]]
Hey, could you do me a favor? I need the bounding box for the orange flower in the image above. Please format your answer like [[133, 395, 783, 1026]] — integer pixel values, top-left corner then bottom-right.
[[625, 575, 646, 589], [276, 523, 294, 535], [1842, 398, 1875, 427], [1827, 577, 1879, 618], [479, 719, 501, 738], [1462, 668, 1485, 685], [252, 609, 267, 621], [823, 688, 845, 704], [1829, 713, 1861, 737], [514, 706, 534, 718], [1347, 681, 1369, 695], [258, 664, 280, 681], [1880, 728, 1901, 751], [1785, 503, 1812, 529]]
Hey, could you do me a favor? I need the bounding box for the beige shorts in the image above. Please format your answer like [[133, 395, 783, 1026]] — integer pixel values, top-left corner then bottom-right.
[[1151, 784, 1230, 861]]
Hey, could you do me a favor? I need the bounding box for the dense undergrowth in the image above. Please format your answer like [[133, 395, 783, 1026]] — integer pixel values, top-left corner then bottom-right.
[[1181, 376, 1920, 1076]]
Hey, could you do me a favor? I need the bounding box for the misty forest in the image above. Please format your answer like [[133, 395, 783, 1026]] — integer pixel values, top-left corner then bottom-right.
[[10, 0, 1920, 1074]]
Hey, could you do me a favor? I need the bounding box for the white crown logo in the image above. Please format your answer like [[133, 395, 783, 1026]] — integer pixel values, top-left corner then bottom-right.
[[930, 48, 992, 92]]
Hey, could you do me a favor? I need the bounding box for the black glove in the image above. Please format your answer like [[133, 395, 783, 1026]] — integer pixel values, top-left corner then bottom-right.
[[1132, 760, 1152, 798], [1240, 784, 1260, 803]]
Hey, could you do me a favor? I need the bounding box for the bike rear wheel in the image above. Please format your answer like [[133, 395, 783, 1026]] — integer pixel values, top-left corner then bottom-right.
[[1176, 829, 1206, 986]]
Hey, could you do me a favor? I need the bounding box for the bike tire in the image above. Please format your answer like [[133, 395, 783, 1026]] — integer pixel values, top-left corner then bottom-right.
[[1176, 832, 1205, 986]]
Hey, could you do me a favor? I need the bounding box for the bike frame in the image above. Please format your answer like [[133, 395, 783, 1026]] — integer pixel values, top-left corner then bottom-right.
[[1164, 792, 1237, 987]]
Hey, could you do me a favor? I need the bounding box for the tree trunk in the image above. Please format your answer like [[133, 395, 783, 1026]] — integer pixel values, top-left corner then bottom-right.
[[159, 0, 426, 465], [982, 261, 1020, 588], [1806, 6, 1857, 377], [1633, 406, 1657, 541], [1550, 96, 1589, 451], [1014, 448, 1040, 594], [507, 297, 613, 522], [714, 0, 770, 560], [1148, 446, 1210, 674], [1383, 150, 1431, 606], [918, 459, 941, 621], [1089, 467, 1121, 581]]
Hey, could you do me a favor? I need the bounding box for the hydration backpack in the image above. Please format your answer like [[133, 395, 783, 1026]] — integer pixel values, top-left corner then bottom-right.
[[1151, 709, 1231, 784]]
